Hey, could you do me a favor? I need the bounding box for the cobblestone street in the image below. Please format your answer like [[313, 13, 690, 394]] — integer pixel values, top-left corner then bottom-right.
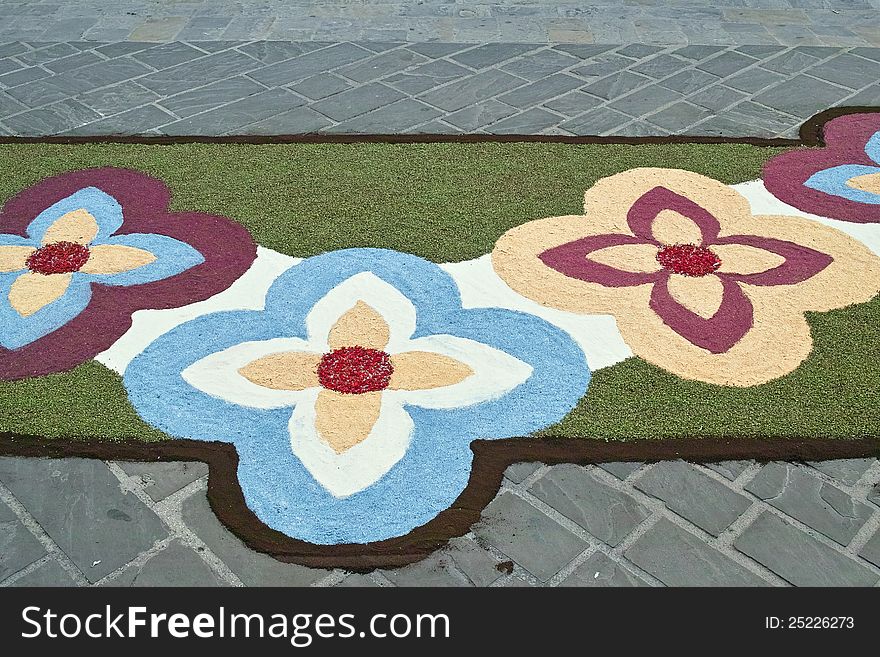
[[1, 0, 880, 587]]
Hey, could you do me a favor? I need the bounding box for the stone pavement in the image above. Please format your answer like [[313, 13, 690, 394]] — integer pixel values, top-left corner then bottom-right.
[[1, 39, 879, 137], [1, 0, 880, 47], [1, 456, 879, 587]]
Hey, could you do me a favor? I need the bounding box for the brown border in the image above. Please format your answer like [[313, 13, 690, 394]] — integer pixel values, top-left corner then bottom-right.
[[2, 106, 879, 570]]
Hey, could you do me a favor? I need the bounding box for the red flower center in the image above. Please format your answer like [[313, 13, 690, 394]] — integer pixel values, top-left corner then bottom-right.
[[656, 244, 721, 277], [317, 346, 394, 394], [26, 241, 90, 275]]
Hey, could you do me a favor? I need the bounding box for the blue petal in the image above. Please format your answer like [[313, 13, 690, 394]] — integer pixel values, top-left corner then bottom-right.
[[26, 187, 123, 244], [0, 234, 36, 248], [125, 248, 591, 545], [804, 164, 880, 205], [865, 130, 880, 166], [0, 272, 92, 350], [80, 233, 205, 287]]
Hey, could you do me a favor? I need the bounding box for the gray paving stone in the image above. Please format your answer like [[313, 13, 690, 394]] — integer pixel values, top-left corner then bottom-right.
[[845, 84, 880, 106], [337, 48, 428, 83], [760, 48, 824, 74], [806, 53, 880, 89], [559, 552, 649, 587], [310, 82, 405, 121], [482, 107, 561, 134], [235, 41, 322, 65], [289, 73, 352, 100], [450, 43, 537, 69], [381, 553, 472, 586], [500, 49, 580, 81], [0, 42, 29, 58], [570, 53, 632, 78], [442, 99, 517, 131], [405, 42, 471, 59], [335, 573, 380, 587], [859, 528, 880, 568], [673, 45, 727, 61], [104, 540, 227, 587], [868, 483, 880, 508], [627, 519, 767, 586], [4, 98, 100, 135], [597, 462, 644, 480], [473, 492, 587, 582], [14, 42, 78, 66], [706, 461, 754, 480], [609, 84, 682, 117], [76, 80, 161, 116], [552, 45, 616, 60], [0, 498, 46, 581], [0, 65, 51, 89], [116, 461, 209, 503], [44, 51, 102, 74], [9, 560, 78, 587], [442, 536, 502, 587], [504, 462, 541, 485], [326, 98, 442, 133], [65, 104, 176, 135], [808, 459, 876, 487], [182, 490, 328, 586], [0, 58, 22, 77], [248, 43, 372, 86], [95, 42, 158, 58], [0, 91, 25, 116], [745, 462, 873, 546], [697, 51, 757, 77], [582, 70, 651, 100], [631, 54, 689, 79], [542, 90, 603, 116], [405, 119, 462, 134], [496, 73, 583, 109], [716, 100, 802, 134], [163, 87, 304, 135], [158, 76, 265, 118], [657, 69, 720, 94], [635, 461, 751, 536], [851, 47, 880, 63], [243, 106, 334, 134], [131, 42, 205, 70], [530, 464, 649, 546], [138, 49, 262, 96], [724, 66, 788, 93], [608, 119, 671, 136], [420, 69, 525, 112], [0, 458, 168, 583], [645, 101, 714, 131], [617, 44, 665, 59], [735, 45, 787, 58], [560, 107, 632, 135], [735, 512, 878, 586]]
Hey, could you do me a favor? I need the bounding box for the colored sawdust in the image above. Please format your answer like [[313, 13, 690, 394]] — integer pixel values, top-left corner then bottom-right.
[[3, 141, 877, 441]]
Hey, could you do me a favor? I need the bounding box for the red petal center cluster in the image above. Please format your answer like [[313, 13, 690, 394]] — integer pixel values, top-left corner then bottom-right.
[[656, 243, 721, 277], [26, 241, 91, 275], [317, 346, 394, 394]]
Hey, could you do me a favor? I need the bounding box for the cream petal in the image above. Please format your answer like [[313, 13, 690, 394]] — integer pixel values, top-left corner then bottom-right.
[[587, 243, 662, 273], [327, 300, 390, 351], [389, 350, 474, 391], [237, 351, 321, 391], [713, 243, 786, 276], [0, 246, 34, 272], [8, 272, 72, 317], [41, 209, 99, 246], [78, 244, 156, 275], [847, 172, 880, 195], [652, 209, 704, 245], [666, 274, 725, 319], [314, 389, 382, 454]]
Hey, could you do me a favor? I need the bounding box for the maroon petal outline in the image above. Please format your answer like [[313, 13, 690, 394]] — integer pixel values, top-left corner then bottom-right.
[[763, 113, 880, 224], [0, 167, 257, 380], [626, 186, 722, 245], [539, 233, 660, 287], [716, 234, 833, 286], [649, 272, 754, 354]]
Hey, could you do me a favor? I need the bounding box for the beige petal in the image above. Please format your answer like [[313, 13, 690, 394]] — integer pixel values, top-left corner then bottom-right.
[[314, 389, 382, 454], [652, 210, 704, 246], [666, 274, 725, 319], [714, 244, 785, 276], [41, 209, 100, 246], [587, 243, 661, 274], [0, 246, 34, 273], [847, 172, 880, 195], [327, 301, 390, 351], [78, 244, 156, 275], [8, 272, 72, 317], [238, 352, 321, 391], [389, 351, 474, 391]]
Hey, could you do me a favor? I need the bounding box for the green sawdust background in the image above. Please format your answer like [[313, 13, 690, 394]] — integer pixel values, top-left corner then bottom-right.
[[1, 142, 876, 442]]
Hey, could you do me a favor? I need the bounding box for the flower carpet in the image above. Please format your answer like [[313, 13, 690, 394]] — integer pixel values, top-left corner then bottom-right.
[[1, 110, 880, 568]]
